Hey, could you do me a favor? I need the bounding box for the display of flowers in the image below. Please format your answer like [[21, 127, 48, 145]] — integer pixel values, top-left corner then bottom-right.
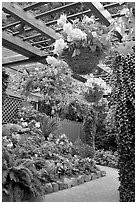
[[53, 13, 113, 59], [85, 74, 111, 94], [48, 133, 73, 156], [95, 149, 118, 168]]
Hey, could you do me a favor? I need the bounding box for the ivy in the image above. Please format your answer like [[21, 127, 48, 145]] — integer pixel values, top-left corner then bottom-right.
[[111, 53, 135, 202]]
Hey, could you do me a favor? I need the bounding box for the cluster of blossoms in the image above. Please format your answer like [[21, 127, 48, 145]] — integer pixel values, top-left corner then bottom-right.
[[53, 13, 113, 57], [85, 74, 111, 94], [57, 14, 87, 42]]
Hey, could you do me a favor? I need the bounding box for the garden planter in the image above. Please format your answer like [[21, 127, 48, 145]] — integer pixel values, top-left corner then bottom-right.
[[52, 182, 59, 192], [63, 178, 72, 188], [91, 173, 98, 180], [44, 183, 53, 194], [70, 177, 78, 187], [96, 171, 101, 178], [63, 47, 102, 75], [84, 87, 103, 103]]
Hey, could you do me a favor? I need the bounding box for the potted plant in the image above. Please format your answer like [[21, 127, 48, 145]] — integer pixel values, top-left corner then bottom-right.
[[53, 14, 113, 75]]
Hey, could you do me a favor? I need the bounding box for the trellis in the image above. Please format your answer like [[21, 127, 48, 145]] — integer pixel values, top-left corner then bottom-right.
[[2, 2, 126, 82]]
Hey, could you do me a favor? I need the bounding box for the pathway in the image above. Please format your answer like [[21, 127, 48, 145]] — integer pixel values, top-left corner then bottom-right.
[[32, 165, 120, 202]]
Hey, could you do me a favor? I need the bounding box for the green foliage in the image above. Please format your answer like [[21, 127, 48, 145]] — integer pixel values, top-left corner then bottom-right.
[[40, 115, 60, 140], [2, 68, 9, 102], [72, 138, 95, 159], [3, 106, 98, 201], [2, 146, 44, 202], [95, 150, 118, 168], [82, 109, 96, 148], [110, 53, 135, 201]]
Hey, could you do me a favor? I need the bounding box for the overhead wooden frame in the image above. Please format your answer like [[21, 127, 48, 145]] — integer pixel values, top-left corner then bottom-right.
[[2, 2, 127, 83], [85, 2, 123, 40], [2, 31, 48, 58], [2, 2, 62, 40]]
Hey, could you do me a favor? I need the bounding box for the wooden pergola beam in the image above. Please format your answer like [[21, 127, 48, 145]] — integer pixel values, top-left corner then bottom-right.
[[3, 3, 80, 30], [2, 31, 48, 58], [12, 9, 125, 37], [35, 2, 80, 18], [85, 2, 112, 26], [85, 2, 122, 39], [23, 2, 47, 11], [2, 2, 62, 40], [2, 55, 49, 67], [3, 2, 122, 31]]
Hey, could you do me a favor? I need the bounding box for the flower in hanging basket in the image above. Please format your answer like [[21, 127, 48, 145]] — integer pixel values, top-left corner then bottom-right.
[[53, 14, 113, 75], [84, 85, 104, 103]]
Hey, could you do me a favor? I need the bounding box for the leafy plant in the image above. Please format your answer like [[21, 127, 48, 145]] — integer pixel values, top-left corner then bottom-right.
[[2, 68, 9, 95], [2, 146, 44, 202], [72, 138, 94, 159], [95, 150, 118, 168], [40, 114, 60, 140], [110, 53, 135, 201], [82, 109, 96, 149]]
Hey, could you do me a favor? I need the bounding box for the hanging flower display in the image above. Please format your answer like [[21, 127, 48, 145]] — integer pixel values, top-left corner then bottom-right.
[[53, 14, 114, 75], [84, 85, 104, 103], [83, 74, 111, 103]]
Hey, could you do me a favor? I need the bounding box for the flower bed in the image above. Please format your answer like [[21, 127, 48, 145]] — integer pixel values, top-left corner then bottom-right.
[[95, 149, 118, 168], [2, 119, 106, 202]]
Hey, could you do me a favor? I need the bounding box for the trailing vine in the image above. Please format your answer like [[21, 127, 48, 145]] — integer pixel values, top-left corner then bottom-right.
[[110, 52, 135, 202]]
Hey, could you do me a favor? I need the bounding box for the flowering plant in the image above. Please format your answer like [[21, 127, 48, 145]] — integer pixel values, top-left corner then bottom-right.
[[52, 14, 114, 74], [48, 134, 73, 156], [95, 149, 118, 168], [83, 74, 111, 103]]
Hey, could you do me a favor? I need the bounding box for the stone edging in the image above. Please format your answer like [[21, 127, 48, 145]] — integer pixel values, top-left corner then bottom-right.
[[43, 170, 106, 194]]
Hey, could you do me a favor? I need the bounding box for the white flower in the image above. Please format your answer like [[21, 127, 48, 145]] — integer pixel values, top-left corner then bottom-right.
[[35, 122, 40, 128], [22, 122, 28, 127], [7, 142, 13, 148], [120, 8, 129, 15], [35, 154, 38, 157], [92, 31, 98, 38], [63, 22, 73, 34], [82, 15, 95, 24], [46, 56, 61, 67], [53, 39, 67, 55], [57, 14, 67, 27], [56, 139, 59, 144], [20, 118, 23, 121], [35, 68, 39, 71], [67, 28, 87, 41]]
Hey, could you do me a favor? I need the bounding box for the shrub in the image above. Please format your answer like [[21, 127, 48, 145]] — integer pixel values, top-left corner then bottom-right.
[[72, 138, 95, 159], [82, 109, 96, 149], [111, 53, 135, 201], [95, 149, 118, 168]]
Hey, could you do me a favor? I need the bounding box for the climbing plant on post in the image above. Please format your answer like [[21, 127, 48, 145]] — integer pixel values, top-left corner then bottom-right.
[[82, 109, 96, 153], [111, 52, 135, 202]]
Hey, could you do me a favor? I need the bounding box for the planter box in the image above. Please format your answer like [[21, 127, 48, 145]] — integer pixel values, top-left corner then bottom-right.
[[63, 178, 72, 188], [44, 183, 53, 194], [71, 177, 78, 187], [56, 181, 64, 190], [96, 171, 102, 178], [52, 182, 59, 192], [77, 175, 85, 185], [91, 173, 98, 180], [101, 170, 106, 177], [85, 174, 91, 182]]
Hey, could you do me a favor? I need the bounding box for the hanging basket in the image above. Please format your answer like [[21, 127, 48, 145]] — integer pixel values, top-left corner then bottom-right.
[[62, 46, 103, 75], [92, 103, 106, 111], [84, 88, 103, 103]]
